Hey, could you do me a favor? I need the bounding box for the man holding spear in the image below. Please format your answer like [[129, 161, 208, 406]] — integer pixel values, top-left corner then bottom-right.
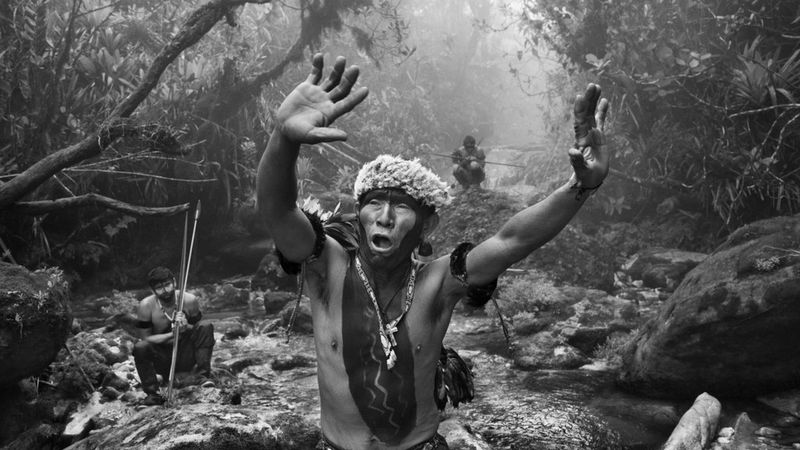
[[132, 204, 212, 406], [133, 266, 214, 405]]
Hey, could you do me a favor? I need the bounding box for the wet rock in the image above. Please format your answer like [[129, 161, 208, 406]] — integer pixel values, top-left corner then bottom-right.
[[63, 392, 105, 441], [222, 356, 263, 374], [271, 354, 315, 371], [0, 263, 72, 388], [727, 412, 760, 449], [103, 313, 138, 336], [100, 386, 121, 401], [72, 319, 86, 334], [758, 388, 800, 417], [258, 318, 283, 334], [102, 372, 130, 392], [205, 283, 249, 312], [279, 301, 313, 334], [662, 392, 720, 450], [263, 291, 296, 315], [4, 423, 60, 450], [564, 326, 613, 355], [513, 331, 590, 370], [53, 399, 79, 422], [590, 395, 680, 432], [623, 247, 707, 291], [438, 417, 491, 449], [618, 214, 800, 398], [755, 426, 781, 438], [213, 318, 250, 340], [510, 312, 552, 336], [89, 338, 130, 365], [64, 405, 320, 449]]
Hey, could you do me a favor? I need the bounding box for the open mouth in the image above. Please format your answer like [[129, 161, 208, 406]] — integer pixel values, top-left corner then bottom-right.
[[371, 235, 393, 250]]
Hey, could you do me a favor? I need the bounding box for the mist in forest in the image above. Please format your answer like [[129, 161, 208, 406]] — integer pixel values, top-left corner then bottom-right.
[[1, 0, 799, 279]]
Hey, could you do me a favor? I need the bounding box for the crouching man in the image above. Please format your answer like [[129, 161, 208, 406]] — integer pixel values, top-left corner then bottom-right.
[[133, 266, 215, 406]]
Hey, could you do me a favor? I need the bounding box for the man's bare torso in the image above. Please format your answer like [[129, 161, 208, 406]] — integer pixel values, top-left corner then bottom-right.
[[141, 291, 195, 336], [306, 237, 459, 449]]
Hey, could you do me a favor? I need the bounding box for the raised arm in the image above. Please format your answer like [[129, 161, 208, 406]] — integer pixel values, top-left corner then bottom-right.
[[465, 84, 610, 285], [256, 54, 369, 262]]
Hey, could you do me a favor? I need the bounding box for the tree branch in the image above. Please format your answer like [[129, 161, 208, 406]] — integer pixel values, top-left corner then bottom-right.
[[9, 193, 190, 216], [0, 0, 272, 211]]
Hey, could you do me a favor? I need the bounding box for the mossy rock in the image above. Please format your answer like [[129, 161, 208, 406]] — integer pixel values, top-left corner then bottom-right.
[[0, 262, 71, 387]]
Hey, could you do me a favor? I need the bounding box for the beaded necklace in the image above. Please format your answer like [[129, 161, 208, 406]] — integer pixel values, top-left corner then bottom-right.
[[157, 298, 176, 323], [354, 257, 417, 370]]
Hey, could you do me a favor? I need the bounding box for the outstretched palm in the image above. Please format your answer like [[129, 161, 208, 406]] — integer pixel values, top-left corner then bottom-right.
[[277, 54, 369, 144], [569, 83, 610, 189]]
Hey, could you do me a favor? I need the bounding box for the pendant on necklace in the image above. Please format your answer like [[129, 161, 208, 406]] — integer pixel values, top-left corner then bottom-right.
[[381, 322, 400, 369]]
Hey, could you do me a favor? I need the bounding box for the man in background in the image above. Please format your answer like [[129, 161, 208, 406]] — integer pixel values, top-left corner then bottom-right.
[[451, 135, 486, 190], [132, 266, 214, 405]]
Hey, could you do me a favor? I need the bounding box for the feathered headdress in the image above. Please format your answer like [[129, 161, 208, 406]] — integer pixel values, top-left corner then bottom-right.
[[353, 154, 451, 211]]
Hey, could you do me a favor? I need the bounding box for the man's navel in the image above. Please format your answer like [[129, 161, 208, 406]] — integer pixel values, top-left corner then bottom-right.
[[331, 339, 338, 351]]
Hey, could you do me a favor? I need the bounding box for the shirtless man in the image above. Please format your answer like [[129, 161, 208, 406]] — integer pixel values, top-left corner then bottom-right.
[[257, 54, 609, 449], [133, 266, 215, 405]]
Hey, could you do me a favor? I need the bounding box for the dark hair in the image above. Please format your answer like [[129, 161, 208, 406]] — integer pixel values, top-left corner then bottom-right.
[[463, 135, 476, 147], [147, 266, 174, 287]]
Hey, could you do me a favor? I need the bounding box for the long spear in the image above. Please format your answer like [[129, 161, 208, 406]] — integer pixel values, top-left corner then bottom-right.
[[166, 200, 201, 406], [427, 152, 526, 168]]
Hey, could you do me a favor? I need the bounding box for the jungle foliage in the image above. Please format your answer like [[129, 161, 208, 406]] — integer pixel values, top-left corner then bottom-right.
[[518, 0, 800, 229], [0, 0, 503, 284]]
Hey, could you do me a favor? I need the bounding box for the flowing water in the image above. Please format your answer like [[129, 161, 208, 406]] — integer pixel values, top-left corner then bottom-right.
[[72, 289, 752, 450]]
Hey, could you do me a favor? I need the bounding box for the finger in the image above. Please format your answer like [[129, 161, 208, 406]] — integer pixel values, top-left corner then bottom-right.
[[585, 84, 601, 123], [568, 147, 587, 170], [329, 65, 360, 102], [305, 53, 324, 85], [320, 56, 346, 92], [573, 92, 589, 143], [331, 86, 369, 119], [595, 98, 609, 132]]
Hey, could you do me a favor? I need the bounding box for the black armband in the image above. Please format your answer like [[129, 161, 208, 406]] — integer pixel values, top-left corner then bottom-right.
[[187, 311, 202, 325], [449, 242, 498, 308], [137, 320, 153, 329], [276, 210, 326, 275]]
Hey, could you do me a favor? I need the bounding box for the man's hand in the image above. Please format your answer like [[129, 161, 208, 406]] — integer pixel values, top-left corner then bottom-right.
[[568, 83, 610, 189], [174, 311, 191, 332], [276, 53, 369, 144]]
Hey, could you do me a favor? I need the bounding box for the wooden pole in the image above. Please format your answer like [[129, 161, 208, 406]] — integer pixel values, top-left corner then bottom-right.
[[166, 201, 201, 406]]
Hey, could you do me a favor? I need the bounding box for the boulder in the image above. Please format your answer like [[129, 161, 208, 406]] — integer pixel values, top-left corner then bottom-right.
[[438, 417, 491, 449], [263, 291, 296, 315], [618, 214, 800, 398], [513, 331, 590, 370], [0, 263, 72, 387], [213, 318, 250, 340], [64, 403, 319, 449], [623, 247, 707, 291], [662, 392, 720, 450], [205, 283, 249, 312], [280, 301, 313, 335]]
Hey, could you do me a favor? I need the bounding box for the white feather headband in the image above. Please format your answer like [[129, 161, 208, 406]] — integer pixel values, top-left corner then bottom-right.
[[353, 154, 451, 211]]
